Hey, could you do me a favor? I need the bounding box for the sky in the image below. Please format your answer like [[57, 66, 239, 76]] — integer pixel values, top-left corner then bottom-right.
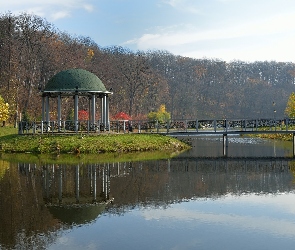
[[1, 0, 295, 63]]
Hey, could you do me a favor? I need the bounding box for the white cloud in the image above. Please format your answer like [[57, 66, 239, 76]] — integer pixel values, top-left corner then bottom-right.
[[162, 0, 183, 8], [217, 0, 241, 3], [142, 194, 295, 238], [51, 11, 71, 21], [143, 208, 295, 237], [125, 10, 295, 62], [19, 6, 46, 18], [0, 0, 94, 21], [83, 4, 94, 12], [161, 0, 201, 14]]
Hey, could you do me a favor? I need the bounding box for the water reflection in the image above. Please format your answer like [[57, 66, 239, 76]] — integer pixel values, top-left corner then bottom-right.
[[41, 164, 111, 205], [0, 155, 295, 249], [177, 135, 293, 158]]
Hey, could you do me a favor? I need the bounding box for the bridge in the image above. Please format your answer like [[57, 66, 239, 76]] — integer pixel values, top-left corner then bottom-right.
[[18, 118, 295, 156], [163, 118, 295, 157]]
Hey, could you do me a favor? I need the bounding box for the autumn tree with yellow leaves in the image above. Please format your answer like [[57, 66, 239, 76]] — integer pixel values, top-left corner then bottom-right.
[[0, 96, 9, 126], [147, 104, 170, 123], [285, 92, 295, 118]]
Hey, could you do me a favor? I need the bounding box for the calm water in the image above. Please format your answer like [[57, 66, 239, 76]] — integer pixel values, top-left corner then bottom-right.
[[1, 136, 295, 249]]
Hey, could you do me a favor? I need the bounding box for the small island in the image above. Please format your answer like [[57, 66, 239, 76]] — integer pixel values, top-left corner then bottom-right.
[[0, 132, 190, 154]]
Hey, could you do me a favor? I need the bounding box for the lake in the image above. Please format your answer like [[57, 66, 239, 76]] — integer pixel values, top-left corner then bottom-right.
[[1, 135, 295, 249]]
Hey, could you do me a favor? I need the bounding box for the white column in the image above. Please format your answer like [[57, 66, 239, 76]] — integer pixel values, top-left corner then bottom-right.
[[41, 95, 45, 134], [57, 94, 61, 132], [42, 95, 45, 121], [103, 95, 107, 127], [45, 95, 50, 123], [91, 94, 96, 125], [74, 94, 79, 132], [106, 95, 109, 130], [88, 97, 91, 121], [101, 96, 104, 128]]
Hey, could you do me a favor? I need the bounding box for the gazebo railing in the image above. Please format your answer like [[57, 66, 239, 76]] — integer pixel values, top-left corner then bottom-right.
[[18, 119, 200, 134], [18, 120, 103, 134], [18, 119, 179, 134]]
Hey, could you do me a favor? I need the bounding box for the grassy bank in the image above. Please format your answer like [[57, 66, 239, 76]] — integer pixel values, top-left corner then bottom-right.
[[0, 127, 190, 154], [0, 126, 17, 136], [253, 133, 293, 141], [249, 126, 295, 141], [0, 150, 184, 165]]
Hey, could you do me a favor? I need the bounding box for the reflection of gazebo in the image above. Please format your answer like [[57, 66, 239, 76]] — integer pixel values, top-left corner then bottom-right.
[[41, 68, 113, 132], [42, 163, 111, 225], [47, 204, 107, 225]]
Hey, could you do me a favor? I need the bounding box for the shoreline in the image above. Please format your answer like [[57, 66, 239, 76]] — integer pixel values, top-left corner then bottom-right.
[[0, 133, 191, 154]]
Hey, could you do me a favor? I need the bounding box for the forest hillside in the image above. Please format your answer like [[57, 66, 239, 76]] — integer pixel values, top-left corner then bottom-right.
[[1, 13, 295, 124]]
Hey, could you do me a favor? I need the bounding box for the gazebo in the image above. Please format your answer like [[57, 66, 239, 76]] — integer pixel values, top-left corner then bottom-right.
[[41, 68, 113, 132]]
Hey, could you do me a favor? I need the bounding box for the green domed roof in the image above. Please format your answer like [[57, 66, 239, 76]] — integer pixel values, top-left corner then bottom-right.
[[44, 69, 107, 92]]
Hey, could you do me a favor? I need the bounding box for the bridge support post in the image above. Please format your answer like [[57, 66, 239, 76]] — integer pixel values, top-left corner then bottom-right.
[[166, 120, 170, 134], [156, 120, 159, 133], [286, 118, 289, 131], [223, 134, 228, 157]]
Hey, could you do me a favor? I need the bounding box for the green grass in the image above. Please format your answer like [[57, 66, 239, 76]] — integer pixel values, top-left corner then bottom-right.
[[0, 130, 190, 154], [0, 126, 17, 136], [249, 125, 295, 141]]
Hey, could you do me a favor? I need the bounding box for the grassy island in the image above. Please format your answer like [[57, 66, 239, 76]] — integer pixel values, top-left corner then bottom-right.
[[0, 127, 190, 154]]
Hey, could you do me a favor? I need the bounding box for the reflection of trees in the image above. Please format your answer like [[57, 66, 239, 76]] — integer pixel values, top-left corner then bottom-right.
[[0, 162, 111, 249], [288, 161, 295, 183], [1, 158, 295, 248], [0, 162, 60, 249], [166, 158, 295, 196], [108, 161, 171, 214], [106, 158, 295, 213]]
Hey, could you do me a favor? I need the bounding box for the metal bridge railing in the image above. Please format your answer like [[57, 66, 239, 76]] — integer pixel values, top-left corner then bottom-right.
[[18, 118, 295, 135]]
